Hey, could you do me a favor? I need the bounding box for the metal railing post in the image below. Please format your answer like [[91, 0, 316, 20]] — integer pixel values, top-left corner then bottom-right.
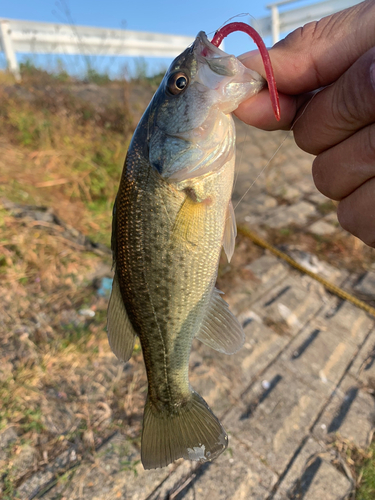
[[0, 20, 21, 81], [270, 5, 281, 44]]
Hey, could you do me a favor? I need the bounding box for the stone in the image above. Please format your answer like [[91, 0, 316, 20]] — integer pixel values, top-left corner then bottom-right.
[[11, 445, 38, 482], [307, 191, 332, 206], [273, 185, 302, 202], [308, 220, 337, 236], [262, 201, 317, 229], [0, 426, 18, 463]]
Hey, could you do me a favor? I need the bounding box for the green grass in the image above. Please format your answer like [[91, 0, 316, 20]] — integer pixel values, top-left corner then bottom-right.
[[356, 442, 375, 499], [0, 379, 45, 433]]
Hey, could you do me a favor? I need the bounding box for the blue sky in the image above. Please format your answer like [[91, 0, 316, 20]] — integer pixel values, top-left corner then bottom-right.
[[0, 0, 315, 77]]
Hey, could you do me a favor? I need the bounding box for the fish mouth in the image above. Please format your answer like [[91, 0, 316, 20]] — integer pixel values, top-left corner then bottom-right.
[[193, 31, 237, 77], [189, 31, 265, 111]]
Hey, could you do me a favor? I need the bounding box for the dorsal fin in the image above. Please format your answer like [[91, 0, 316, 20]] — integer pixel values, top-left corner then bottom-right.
[[196, 288, 244, 354]]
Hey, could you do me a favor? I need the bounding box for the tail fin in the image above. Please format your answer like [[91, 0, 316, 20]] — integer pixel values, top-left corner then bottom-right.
[[141, 391, 228, 469]]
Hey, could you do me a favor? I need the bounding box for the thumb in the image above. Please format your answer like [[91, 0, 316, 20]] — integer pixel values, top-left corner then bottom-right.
[[242, 0, 375, 94], [235, 0, 375, 129]]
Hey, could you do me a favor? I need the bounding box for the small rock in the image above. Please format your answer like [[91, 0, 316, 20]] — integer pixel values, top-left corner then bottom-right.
[[0, 426, 18, 461], [264, 201, 316, 229], [308, 220, 337, 236], [262, 380, 271, 390], [12, 445, 38, 481], [78, 308, 95, 318]]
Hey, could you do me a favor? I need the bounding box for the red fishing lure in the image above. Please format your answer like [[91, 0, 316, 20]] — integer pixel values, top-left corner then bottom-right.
[[211, 22, 280, 121]]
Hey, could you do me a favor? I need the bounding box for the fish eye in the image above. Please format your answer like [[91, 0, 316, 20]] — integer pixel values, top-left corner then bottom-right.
[[167, 72, 189, 95]]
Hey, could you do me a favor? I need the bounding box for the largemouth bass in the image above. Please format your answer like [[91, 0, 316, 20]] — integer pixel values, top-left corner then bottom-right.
[[108, 31, 265, 469]]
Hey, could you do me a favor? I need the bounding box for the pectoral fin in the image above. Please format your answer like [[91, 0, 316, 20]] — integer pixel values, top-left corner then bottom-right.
[[107, 273, 136, 361], [223, 200, 236, 262], [172, 195, 207, 248], [196, 288, 244, 354]]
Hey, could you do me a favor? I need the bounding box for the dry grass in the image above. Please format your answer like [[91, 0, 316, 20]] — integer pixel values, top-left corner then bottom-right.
[[0, 69, 152, 498], [0, 204, 148, 497]]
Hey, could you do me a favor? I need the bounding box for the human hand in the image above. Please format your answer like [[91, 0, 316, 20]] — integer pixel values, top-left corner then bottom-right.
[[235, 0, 375, 247]]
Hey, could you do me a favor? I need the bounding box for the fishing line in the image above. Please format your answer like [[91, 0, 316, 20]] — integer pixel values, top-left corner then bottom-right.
[[207, 13, 252, 38], [233, 129, 290, 213], [233, 87, 325, 214], [215, 13, 251, 34]]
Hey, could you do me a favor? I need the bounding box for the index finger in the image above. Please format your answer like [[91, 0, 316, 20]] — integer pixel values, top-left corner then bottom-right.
[[235, 0, 375, 129]]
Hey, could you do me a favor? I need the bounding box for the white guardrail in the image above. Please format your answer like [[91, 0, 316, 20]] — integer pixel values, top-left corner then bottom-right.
[[256, 0, 363, 44], [0, 0, 364, 81], [0, 18, 195, 81]]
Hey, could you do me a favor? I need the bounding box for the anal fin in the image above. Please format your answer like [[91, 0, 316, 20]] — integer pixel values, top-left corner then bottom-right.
[[196, 288, 244, 354], [223, 200, 236, 262], [107, 273, 136, 361]]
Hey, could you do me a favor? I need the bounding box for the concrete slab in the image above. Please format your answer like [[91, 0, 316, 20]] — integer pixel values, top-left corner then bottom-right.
[[274, 437, 352, 500], [350, 328, 375, 387], [152, 437, 277, 500], [224, 362, 325, 475], [313, 374, 375, 449], [16, 447, 79, 500], [224, 254, 290, 317], [190, 319, 289, 415], [321, 301, 374, 344], [354, 271, 375, 297], [250, 276, 323, 338], [272, 185, 302, 202], [279, 318, 365, 396]]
